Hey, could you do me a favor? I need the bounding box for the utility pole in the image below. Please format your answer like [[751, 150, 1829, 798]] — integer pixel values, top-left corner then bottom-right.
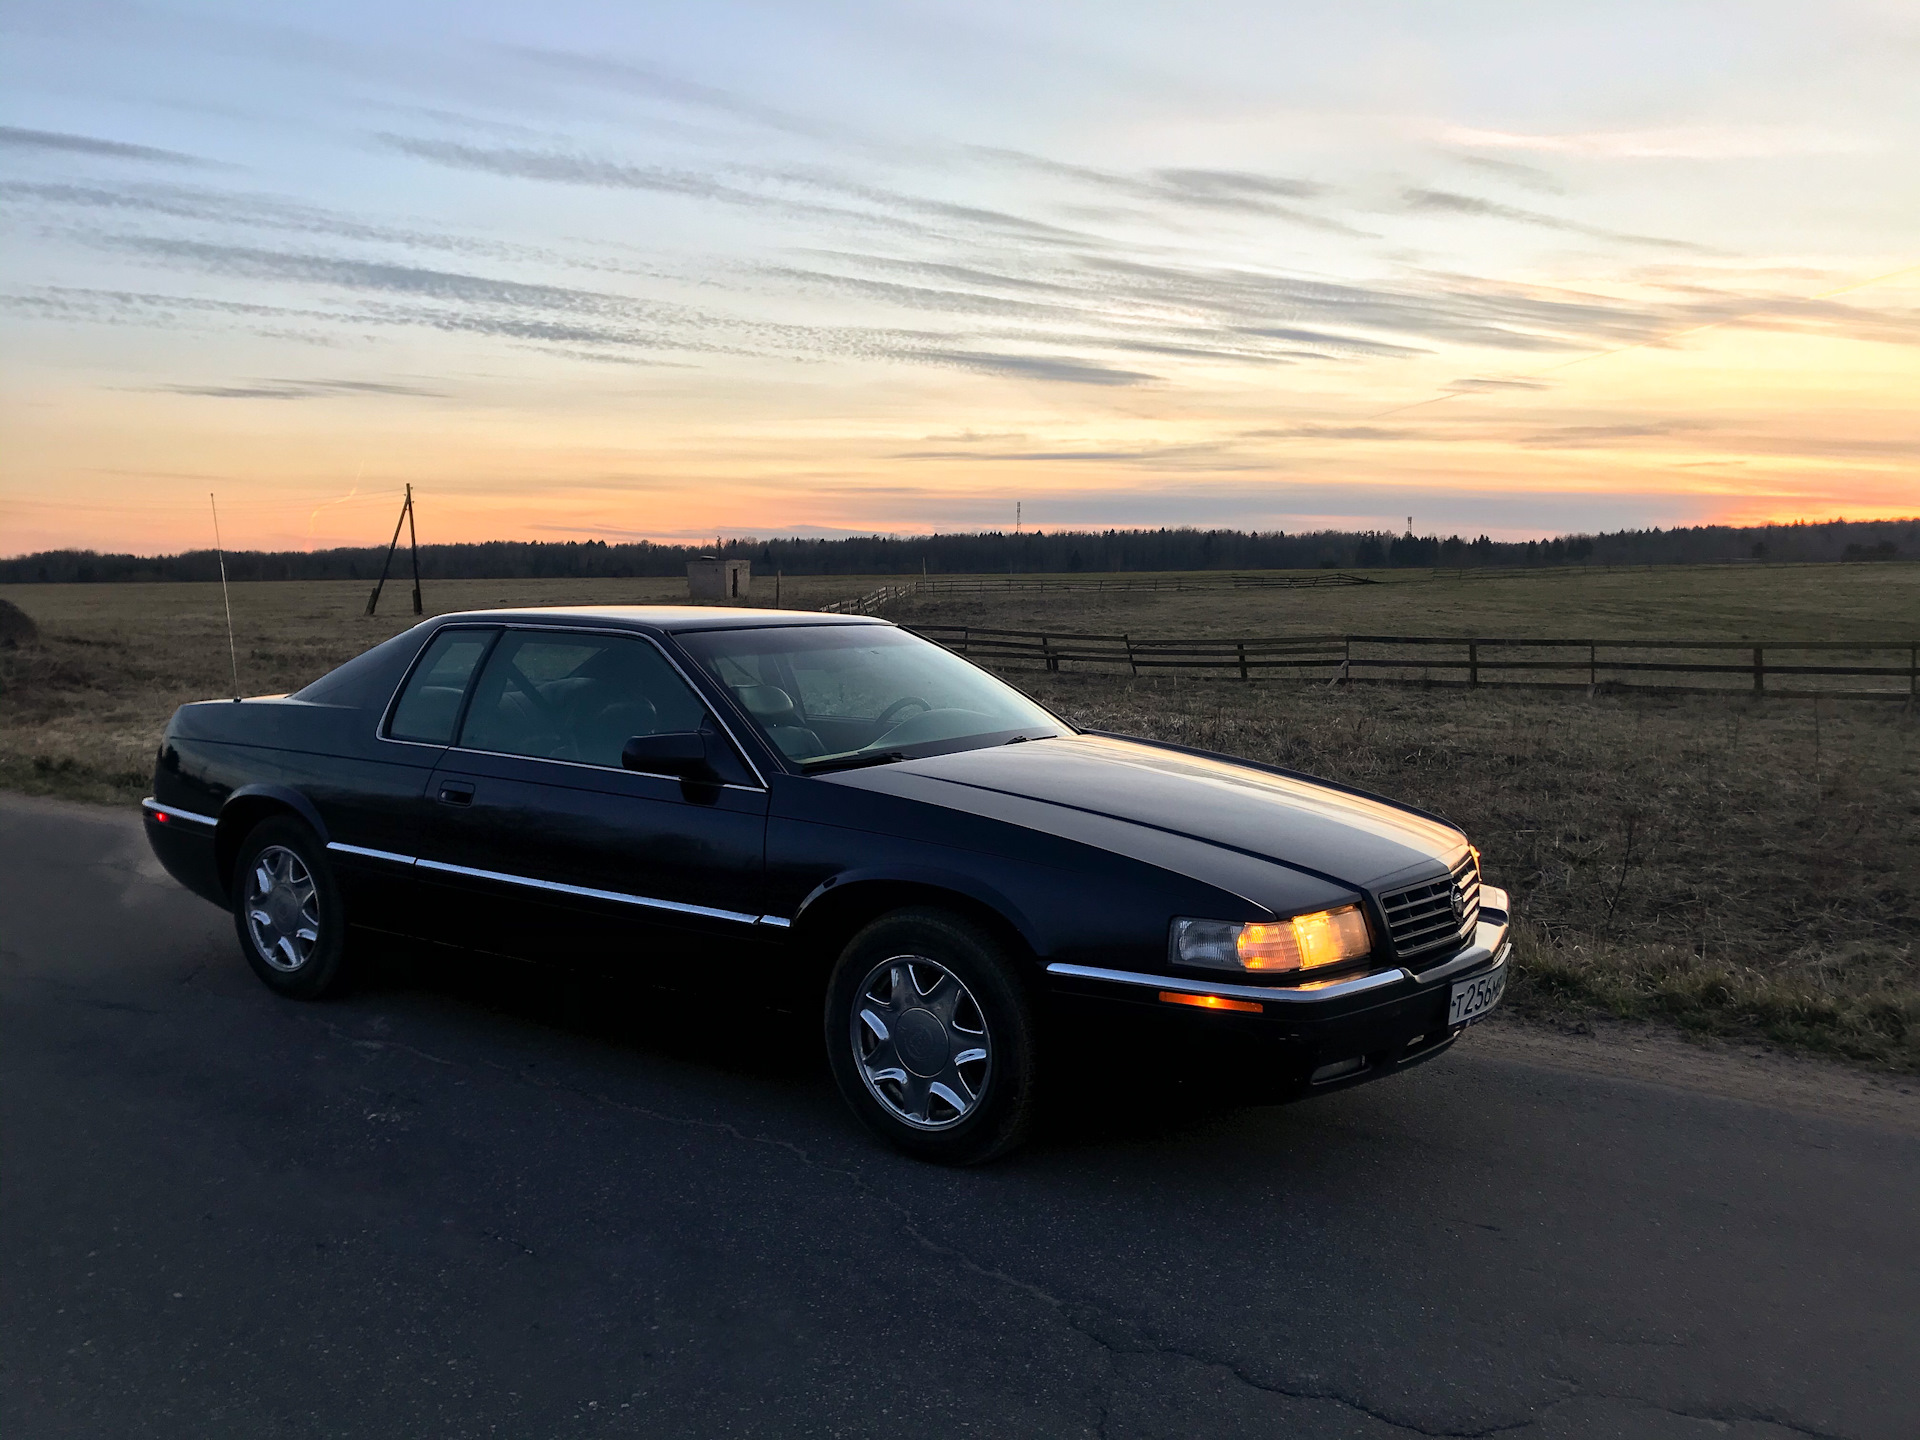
[[406, 483, 422, 615], [210, 494, 239, 698], [366, 486, 422, 616]]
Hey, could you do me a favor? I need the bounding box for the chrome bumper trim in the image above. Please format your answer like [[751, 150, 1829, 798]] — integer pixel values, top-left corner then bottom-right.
[[1411, 918, 1513, 986], [1045, 962, 1413, 1005], [141, 797, 218, 829]]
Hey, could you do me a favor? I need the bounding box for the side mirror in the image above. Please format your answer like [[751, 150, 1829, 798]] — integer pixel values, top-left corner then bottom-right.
[[621, 731, 717, 781]]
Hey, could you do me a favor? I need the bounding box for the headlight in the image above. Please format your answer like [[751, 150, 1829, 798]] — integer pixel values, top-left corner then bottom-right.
[[1171, 905, 1374, 974]]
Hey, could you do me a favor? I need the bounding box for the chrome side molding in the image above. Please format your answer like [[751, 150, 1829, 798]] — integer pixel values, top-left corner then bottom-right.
[[326, 842, 416, 867], [141, 797, 218, 829]]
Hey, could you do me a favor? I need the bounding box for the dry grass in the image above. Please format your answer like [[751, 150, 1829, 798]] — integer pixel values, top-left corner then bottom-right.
[[891, 560, 1920, 642], [1014, 671, 1920, 1070], [0, 574, 884, 803], [4, 570, 1915, 1068]]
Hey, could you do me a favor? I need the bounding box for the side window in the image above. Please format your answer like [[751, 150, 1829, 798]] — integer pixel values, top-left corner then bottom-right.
[[387, 629, 495, 744], [457, 632, 711, 767]]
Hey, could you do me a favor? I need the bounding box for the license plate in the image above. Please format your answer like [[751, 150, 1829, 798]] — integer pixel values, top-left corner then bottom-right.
[[1448, 968, 1506, 1026]]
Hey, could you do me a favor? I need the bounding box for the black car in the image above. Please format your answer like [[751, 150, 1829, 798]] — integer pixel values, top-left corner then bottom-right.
[[143, 606, 1511, 1162]]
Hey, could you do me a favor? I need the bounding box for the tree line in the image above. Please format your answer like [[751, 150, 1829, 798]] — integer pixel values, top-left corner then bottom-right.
[[2, 518, 1912, 585]]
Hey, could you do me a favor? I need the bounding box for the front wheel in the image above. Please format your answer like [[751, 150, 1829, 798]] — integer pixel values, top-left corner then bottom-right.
[[824, 908, 1039, 1164], [231, 816, 350, 999]]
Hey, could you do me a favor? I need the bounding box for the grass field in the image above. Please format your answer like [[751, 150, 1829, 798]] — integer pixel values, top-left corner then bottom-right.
[[4, 564, 1915, 1069], [890, 560, 1920, 641]]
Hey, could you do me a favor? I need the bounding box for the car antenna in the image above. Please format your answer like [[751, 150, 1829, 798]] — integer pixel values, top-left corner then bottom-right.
[[210, 492, 241, 700]]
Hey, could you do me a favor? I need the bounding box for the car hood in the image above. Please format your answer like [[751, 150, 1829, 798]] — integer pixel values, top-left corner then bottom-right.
[[830, 733, 1466, 891]]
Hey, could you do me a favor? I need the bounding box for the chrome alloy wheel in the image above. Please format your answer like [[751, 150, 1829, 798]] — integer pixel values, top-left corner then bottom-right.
[[244, 844, 321, 973], [851, 956, 992, 1130]]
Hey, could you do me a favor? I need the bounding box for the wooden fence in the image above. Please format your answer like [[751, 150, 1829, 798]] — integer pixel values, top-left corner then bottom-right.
[[906, 626, 1920, 700]]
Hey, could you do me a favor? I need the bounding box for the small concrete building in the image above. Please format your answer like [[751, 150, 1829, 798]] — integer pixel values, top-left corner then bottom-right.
[[686, 556, 751, 601]]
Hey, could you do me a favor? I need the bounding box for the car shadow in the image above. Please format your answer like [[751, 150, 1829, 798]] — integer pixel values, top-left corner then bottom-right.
[[346, 936, 1378, 1166]]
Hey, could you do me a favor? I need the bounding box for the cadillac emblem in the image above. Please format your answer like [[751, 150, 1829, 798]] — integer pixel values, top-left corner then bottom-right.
[[1449, 883, 1467, 922]]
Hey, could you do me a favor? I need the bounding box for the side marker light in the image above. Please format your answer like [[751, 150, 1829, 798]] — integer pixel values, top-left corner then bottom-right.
[[1159, 990, 1263, 1014]]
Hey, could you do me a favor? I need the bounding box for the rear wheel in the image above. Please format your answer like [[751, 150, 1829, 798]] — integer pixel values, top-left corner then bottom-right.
[[231, 817, 350, 999], [825, 908, 1038, 1164]]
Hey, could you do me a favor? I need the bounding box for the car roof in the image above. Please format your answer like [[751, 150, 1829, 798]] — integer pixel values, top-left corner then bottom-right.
[[425, 605, 894, 634]]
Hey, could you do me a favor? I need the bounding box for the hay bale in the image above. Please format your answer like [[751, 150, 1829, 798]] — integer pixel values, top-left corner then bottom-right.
[[0, 596, 39, 647]]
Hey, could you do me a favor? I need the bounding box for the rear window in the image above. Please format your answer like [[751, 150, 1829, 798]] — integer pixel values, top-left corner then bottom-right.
[[387, 629, 496, 744]]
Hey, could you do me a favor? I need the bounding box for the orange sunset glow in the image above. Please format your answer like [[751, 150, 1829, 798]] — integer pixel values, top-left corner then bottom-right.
[[3, 3, 1916, 554]]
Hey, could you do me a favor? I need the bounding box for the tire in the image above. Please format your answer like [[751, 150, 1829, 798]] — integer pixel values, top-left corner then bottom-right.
[[231, 816, 351, 999], [824, 907, 1039, 1164]]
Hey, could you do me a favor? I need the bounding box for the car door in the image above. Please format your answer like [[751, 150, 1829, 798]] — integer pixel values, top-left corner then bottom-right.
[[328, 623, 498, 935], [416, 627, 774, 976]]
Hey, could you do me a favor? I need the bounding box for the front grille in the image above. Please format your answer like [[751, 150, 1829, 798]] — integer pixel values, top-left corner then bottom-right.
[[1379, 853, 1480, 963]]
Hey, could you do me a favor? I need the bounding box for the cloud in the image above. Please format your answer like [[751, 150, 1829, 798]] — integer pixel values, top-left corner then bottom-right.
[[1453, 154, 1562, 193], [0, 126, 207, 166], [913, 351, 1156, 385], [1244, 424, 1425, 442], [1403, 188, 1711, 251], [1517, 421, 1709, 447], [153, 378, 446, 400], [1153, 168, 1325, 203], [972, 146, 1365, 234], [377, 134, 1095, 247], [1445, 376, 1553, 392], [890, 445, 1229, 464], [507, 47, 835, 141], [108, 236, 686, 319], [1437, 124, 1871, 160]]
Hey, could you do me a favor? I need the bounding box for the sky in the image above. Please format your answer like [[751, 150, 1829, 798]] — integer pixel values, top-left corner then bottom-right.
[[2, 0, 1917, 555]]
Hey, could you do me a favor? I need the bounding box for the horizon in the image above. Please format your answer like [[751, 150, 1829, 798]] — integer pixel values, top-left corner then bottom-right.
[[8, 514, 1912, 574], [3, 2, 1917, 554]]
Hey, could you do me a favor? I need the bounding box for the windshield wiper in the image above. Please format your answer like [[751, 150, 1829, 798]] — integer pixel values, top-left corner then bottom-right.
[[1004, 731, 1060, 745], [802, 750, 908, 775]]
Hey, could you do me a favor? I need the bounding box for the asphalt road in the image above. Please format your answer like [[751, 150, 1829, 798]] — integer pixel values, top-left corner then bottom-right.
[[3, 795, 1914, 1440]]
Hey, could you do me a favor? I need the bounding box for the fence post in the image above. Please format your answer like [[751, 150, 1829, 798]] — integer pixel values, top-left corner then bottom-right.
[[1469, 640, 1478, 688], [1124, 633, 1137, 678], [1589, 642, 1597, 691], [1911, 643, 1917, 702], [1042, 633, 1057, 673], [1237, 641, 1249, 681], [1753, 646, 1764, 696]]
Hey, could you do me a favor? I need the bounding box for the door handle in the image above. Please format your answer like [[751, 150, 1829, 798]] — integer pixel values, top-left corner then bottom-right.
[[437, 781, 475, 806]]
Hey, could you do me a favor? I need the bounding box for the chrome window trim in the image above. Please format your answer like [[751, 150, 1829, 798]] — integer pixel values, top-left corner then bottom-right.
[[413, 856, 768, 927], [437, 745, 765, 795], [378, 622, 769, 791], [326, 841, 417, 867], [142, 797, 218, 829], [1045, 962, 1412, 1005]]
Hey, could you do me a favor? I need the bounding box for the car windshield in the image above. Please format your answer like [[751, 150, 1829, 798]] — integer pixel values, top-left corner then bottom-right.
[[676, 624, 1065, 768]]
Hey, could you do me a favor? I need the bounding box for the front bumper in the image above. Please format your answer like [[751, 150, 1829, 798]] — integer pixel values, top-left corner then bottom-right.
[[1045, 890, 1513, 1098]]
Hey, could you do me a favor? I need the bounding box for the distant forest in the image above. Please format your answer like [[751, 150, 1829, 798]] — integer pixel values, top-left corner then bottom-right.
[[3, 517, 1913, 585]]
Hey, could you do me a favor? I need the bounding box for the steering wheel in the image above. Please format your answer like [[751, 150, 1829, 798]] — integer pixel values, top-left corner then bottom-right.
[[874, 696, 933, 728]]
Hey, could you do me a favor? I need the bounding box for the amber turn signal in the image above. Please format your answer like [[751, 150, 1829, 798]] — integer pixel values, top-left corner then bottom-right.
[[1158, 991, 1264, 1014]]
